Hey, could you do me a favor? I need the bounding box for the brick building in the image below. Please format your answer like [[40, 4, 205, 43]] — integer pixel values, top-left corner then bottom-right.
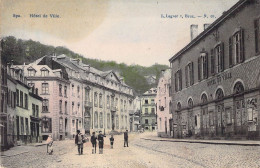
[[169, 0, 260, 139]]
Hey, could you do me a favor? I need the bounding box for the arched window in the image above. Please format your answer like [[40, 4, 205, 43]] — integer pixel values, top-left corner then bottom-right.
[[99, 112, 103, 128], [177, 102, 181, 111], [234, 82, 244, 94], [201, 94, 208, 104], [94, 112, 98, 128], [188, 98, 193, 108], [216, 88, 224, 100]]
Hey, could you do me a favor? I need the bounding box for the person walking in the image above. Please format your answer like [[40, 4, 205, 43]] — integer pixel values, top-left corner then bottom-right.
[[110, 135, 114, 149], [98, 131, 106, 154], [46, 134, 53, 155], [124, 130, 128, 147], [75, 130, 84, 155], [91, 132, 97, 154]]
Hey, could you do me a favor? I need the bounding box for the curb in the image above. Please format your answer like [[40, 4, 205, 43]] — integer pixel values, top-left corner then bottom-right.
[[1, 151, 29, 158], [141, 138, 260, 146]]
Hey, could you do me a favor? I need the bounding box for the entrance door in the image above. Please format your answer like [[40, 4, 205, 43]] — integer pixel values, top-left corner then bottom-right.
[[111, 114, 115, 130], [84, 117, 91, 134], [16, 116, 19, 140]]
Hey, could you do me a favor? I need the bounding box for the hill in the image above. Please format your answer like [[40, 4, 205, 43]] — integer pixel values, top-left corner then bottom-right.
[[1, 36, 169, 94]]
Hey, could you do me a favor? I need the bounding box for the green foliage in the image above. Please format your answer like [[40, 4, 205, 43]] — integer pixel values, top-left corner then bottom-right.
[[1, 36, 169, 94]]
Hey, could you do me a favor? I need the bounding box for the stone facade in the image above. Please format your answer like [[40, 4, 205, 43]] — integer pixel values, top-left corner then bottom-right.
[[156, 69, 173, 137], [141, 88, 157, 131], [169, 0, 260, 139]]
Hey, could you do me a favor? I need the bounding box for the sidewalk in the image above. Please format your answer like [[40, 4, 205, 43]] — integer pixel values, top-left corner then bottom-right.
[[139, 132, 260, 146], [0, 146, 29, 158]]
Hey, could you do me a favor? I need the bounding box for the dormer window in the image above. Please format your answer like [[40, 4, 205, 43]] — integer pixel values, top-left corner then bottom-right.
[[28, 67, 36, 77], [41, 68, 49, 77]]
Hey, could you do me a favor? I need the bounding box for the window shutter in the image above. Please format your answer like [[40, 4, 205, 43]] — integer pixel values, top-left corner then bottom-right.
[[198, 57, 201, 81], [185, 65, 188, 87], [240, 29, 245, 62], [179, 69, 182, 90], [175, 72, 177, 92], [229, 37, 233, 67], [210, 49, 215, 75], [191, 62, 194, 85], [220, 42, 225, 71], [205, 53, 208, 78]]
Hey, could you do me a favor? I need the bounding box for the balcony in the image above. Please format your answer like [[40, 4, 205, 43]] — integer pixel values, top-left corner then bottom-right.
[[111, 106, 117, 112], [84, 100, 93, 107]]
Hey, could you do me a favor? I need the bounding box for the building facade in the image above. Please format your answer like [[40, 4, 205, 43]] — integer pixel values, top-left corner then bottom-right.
[[1, 63, 8, 149], [156, 69, 173, 137], [169, 0, 260, 139], [141, 88, 157, 131]]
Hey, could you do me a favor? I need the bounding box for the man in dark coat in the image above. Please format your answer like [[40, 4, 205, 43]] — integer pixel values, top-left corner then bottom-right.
[[75, 130, 84, 155], [124, 130, 129, 147], [91, 132, 97, 154], [98, 131, 106, 154]]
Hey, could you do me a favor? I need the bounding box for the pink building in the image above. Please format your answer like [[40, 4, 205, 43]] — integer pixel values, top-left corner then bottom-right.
[[156, 69, 173, 137], [16, 58, 71, 141]]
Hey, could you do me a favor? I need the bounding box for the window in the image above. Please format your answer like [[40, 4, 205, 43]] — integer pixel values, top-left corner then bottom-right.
[[94, 92, 98, 107], [151, 99, 154, 104], [59, 84, 62, 96], [151, 108, 155, 114], [28, 70, 35, 76], [72, 102, 74, 114], [145, 99, 148, 104], [77, 103, 80, 114], [59, 100, 62, 114], [59, 117, 63, 133], [201, 94, 208, 104], [120, 99, 123, 111], [25, 118, 29, 135], [42, 117, 52, 133], [125, 116, 127, 129], [188, 98, 193, 108], [145, 119, 149, 124], [16, 89, 19, 106], [185, 62, 194, 87], [116, 115, 119, 129], [175, 69, 182, 92], [41, 69, 49, 76], [20, 91, 23, 107], [254, 18, 260, 53], [99, 112, 103, 128], [32, 104, 35, 116], [229, 29, 244, 67], [107, 95, 110, 109], [94, 112, 98, 128], [177, 102, 181, 111], [21, 117, 24, 134], [77, 86, 80, 98], [107, 113, 110, 129], [209, 111, 214, 126], [65, 101, 67, 114], [36, 105, 39, 117], [42, 99, 49, 112], [121, 115, 124, 129], [115, 98, 118, 107], [71, 84, 75, 96], [198, 52, 208, 80], [99, 94, 103, 108], [145, 108, 148, 114], [124, 100, 126, 111], [42, 83, 49, 94], [25, 93, 28, 109], [64, 86, 67, 97]]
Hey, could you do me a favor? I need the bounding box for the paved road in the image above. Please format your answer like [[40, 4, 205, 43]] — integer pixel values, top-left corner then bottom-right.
[[1, 132, 260, 168]]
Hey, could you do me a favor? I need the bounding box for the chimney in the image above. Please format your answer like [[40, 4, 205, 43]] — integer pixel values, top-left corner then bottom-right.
[[190, 24, 198, 41], [204, 24, 210, 30]]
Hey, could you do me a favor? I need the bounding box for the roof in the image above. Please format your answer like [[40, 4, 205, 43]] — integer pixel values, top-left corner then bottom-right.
[[169, 0, 249, 62]]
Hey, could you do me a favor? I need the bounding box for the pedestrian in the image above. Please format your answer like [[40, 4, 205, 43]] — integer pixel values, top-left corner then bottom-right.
[[75, 130, 84, 155], [110, 135, 114, 149], [124, 130, 128, 147], [98, 131, 106, 154], [46, 134, 53, 155], [91, 132, 97, 154]]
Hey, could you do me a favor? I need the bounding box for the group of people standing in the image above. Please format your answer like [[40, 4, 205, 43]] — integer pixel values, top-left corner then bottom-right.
[[75, 130, 129, 155]]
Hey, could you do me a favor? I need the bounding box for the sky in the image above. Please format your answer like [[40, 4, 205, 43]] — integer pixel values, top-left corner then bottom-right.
[[1, 0, 238, 67]]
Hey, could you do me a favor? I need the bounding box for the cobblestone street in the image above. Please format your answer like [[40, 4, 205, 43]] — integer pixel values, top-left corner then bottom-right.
[[1, 132, 260, 168]]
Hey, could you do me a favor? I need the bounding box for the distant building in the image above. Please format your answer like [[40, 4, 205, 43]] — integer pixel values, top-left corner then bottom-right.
[[169, 0, 260, 139], [141, 88, 157, 131], [144, 75, 156, 85], [130, 96, 141, 132], [156, 69, 173, 137], [1, 62, 8, 150]]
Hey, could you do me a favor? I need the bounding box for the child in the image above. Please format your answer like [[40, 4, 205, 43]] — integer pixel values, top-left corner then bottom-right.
[[110, 135, 114, 149], [46, 134, 53, 155]]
